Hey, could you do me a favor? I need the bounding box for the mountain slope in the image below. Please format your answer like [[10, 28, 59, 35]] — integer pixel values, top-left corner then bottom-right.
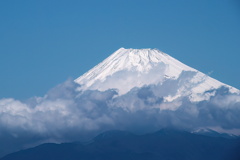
[[75, 48, 239, 101], [2, 129, 240, 160]]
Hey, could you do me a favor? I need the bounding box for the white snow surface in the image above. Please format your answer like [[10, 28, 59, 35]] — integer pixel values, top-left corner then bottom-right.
[[75, 48, 239, 102]]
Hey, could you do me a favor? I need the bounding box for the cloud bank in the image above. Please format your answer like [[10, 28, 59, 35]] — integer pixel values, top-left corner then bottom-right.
[[0, 78, 240, 157]]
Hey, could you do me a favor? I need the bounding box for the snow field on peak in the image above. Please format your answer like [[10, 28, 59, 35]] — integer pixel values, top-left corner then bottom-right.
[[75, 48, 195, 89], [75, 48, 239, 101]]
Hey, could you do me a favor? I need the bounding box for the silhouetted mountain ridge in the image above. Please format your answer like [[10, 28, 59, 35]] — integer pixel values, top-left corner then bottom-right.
[[1, 129, 240, 160]]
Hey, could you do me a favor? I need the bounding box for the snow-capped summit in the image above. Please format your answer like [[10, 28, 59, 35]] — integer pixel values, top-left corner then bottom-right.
[[75, 48, 239, 101]]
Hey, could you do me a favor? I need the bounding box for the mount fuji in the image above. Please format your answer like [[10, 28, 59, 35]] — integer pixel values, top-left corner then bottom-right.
[[75, 48, 239, 102], [1, 48, 240, 159]]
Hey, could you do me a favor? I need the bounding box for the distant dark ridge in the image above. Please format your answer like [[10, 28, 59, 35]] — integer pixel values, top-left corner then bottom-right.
[[2, 129, 240, 160]]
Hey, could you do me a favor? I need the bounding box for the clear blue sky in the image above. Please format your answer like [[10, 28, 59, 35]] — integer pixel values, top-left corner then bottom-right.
[[0, 0, 239, 99]]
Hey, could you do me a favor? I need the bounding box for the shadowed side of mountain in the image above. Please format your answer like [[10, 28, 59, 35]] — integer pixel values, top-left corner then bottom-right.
[[1, 129, 240, 160]]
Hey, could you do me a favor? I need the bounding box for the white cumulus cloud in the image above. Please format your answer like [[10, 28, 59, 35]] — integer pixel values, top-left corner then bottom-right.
[[0, 79, 240, 157]]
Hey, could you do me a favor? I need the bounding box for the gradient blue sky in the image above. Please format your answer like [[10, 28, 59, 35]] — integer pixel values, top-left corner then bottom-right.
[[0, 0, 239, 99]]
